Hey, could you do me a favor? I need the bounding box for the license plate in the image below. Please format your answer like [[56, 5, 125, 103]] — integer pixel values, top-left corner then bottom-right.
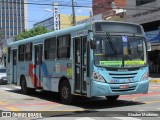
[[120, 85, 129, 89]]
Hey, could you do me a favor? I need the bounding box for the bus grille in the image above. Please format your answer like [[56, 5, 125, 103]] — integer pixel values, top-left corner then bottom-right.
[[108, 71, 138, 79]]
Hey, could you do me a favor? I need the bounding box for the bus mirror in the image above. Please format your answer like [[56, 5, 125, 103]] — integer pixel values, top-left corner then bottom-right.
[[90, 40, 96, 49], [147, 42, 151, 51], [138, 44, 143, 51]]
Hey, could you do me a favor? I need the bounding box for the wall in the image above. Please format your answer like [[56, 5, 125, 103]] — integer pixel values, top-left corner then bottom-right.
[[92, 0, 126, 16], [126, 0, 160, 24]]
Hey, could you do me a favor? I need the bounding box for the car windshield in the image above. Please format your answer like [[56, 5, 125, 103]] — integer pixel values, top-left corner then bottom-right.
[[0, 68, 6, 73], [94, 35, 147, 68]]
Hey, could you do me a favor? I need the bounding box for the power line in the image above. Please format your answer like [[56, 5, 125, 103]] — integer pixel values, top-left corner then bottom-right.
[[0, 1, 92, 8], [1, 1, 160, 10]]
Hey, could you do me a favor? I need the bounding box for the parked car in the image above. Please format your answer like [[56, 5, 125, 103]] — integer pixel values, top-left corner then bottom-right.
[[0, 67, 7, 84]]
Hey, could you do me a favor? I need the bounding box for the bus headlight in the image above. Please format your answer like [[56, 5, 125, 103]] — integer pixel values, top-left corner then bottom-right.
[[93, 72, 106, 83], [141, 71, 149, 81]]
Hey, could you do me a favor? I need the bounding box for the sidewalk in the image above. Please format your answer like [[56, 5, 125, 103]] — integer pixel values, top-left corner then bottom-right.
[[149, 73, 160, 83]]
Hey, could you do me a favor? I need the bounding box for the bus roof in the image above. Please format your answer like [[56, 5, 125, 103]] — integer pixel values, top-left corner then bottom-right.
[[7, 22, 91, 48], [8, 20, 143, 48]]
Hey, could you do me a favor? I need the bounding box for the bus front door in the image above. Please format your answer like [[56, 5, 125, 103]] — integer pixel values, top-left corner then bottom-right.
[[34, 44, 43, 88], [74, 37, 87, 94], [12, 49, 17, 84]]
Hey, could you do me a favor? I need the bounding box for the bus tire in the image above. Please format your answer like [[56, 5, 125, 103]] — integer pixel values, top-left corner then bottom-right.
[[105, 95, 119, 101], [20, 77, 30, 95], [60, 80, 73, 104]]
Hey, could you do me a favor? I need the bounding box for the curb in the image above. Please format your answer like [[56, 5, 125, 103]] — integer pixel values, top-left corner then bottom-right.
[[149, 79, 160, 83]]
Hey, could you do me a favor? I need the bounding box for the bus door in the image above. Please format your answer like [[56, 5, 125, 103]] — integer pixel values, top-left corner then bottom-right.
[[74, 36, 87, 94], [12, 49, 17, 84], [34, 44, 43, 88]]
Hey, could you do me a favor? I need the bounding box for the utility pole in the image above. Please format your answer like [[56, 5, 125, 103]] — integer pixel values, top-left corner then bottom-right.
[[72, 0, 76, 26]]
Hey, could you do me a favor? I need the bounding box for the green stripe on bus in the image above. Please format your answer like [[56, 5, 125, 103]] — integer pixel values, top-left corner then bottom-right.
[[100, 61, 122, 66], [125, 61, 144, 65], [100, 60, 144, 66]]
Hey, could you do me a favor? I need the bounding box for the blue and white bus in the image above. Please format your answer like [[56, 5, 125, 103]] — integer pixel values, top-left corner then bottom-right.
[[7, 20, 149, 104]]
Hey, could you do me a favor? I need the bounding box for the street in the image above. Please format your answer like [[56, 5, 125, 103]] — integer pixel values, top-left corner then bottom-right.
[[0, 83, 160, 120]]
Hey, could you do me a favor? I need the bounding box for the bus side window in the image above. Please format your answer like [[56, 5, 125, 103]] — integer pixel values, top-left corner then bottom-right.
[[25, 43, 32, 61], [18, 45, 25, 61], [45, 37, 56, 60], [57, 34, 71, 59]]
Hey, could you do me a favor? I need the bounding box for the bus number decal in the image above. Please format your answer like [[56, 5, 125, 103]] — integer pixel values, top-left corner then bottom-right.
[[67, 63, 72, 77]]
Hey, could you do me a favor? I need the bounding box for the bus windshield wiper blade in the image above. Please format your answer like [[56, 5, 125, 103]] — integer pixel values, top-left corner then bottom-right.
[[106, 32, 117, 51]]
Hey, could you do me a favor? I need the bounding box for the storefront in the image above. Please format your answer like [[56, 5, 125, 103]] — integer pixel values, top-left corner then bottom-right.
[[146, 30, 160, 74]]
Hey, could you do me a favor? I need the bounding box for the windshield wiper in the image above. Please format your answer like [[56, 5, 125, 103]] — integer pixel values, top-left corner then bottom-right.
[[106, 32, 117, 51], [106, 32, 118, 58]]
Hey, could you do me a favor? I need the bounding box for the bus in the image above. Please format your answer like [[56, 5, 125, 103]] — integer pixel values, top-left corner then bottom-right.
[[6, 20, 149, 104]]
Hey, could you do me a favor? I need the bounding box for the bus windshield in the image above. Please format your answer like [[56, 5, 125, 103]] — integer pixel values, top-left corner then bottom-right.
[[94, 35, 147, 68]]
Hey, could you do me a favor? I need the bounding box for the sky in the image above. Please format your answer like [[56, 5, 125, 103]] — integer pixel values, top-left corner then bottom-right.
[[27, 0, 92, 29]]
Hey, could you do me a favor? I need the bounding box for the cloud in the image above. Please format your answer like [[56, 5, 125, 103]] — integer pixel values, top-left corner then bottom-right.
[[76, 8, 92, 14], [45, 9, 52, 12]]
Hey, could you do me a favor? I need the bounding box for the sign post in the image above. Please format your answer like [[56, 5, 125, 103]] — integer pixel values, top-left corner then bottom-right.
[[54, 3, 60, 31]]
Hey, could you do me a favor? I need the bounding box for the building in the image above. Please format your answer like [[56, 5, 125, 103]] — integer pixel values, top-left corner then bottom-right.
[[126, 0, 159, 30], [0, 0, 27, 40], [33, 14, 89, 31], [0, 0, 27, 46], [126, 0, 160, 74], [33, 17, 54, 31], [0, 0, 27, 61], [92, 0, 126, 19]]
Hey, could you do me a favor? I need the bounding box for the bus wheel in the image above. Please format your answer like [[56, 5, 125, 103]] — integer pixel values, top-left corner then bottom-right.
[[20, 77, 29, 95], [60, 80, 73, 104], [105, 95, 119, 101]]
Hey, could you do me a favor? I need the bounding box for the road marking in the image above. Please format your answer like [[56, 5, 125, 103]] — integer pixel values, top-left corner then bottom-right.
[[76, 118, 95, 120], [0, 100, 20, 111], [1, 102, 58, 107], [40, 104, 63, 111], [120, 92, 160, 99], [113, 117, 141, 120], [0, 87, 13, 91], [148, 91, 153, 93], [13, 86, 21, 89], [145, 100, 160, 104], [131, 97, 137, 101]]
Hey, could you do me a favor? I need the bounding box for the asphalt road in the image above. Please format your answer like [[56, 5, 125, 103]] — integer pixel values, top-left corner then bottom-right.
[[0, 83, 160, 120]]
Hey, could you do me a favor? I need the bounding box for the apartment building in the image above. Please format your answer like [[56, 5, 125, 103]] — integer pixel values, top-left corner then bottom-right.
[[0, 0, 27, 41], [126, 0, 160, 74]]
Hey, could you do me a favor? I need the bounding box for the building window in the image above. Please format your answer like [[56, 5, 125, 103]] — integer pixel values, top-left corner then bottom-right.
[[18, 44, 25, 61], [25, 43, 32, 61], [136, 0, 156, 6], [45, 37, 56, 60], [57, 34, 71, 59]]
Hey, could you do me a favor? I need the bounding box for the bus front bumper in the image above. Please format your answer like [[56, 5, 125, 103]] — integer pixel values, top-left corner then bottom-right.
[[90, 80, 149, 97]]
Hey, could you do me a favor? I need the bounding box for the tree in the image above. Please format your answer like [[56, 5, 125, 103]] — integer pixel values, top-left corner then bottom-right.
[[14, 26, 49, 41]]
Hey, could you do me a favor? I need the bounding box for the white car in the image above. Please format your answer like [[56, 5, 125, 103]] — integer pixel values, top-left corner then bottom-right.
[[0, 67, 7, 84]]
